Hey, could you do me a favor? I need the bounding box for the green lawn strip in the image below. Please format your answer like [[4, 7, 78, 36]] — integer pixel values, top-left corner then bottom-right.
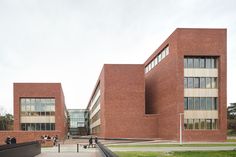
[[108, 143, 236, 148], [227, 139, 236, 142], [115, 151, 236, 157]]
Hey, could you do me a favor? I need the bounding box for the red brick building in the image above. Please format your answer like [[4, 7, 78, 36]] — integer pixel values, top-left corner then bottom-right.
[[13, 83, 68, 141], [87, 28, 227, 141]]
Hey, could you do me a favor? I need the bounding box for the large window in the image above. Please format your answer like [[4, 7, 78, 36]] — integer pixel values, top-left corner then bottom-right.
[[184, 97, 217, 110], [20, 98, 55, 131], [184, 77, 217, 89], [184, 57, 217, 69], [184, 119, 218, 130]]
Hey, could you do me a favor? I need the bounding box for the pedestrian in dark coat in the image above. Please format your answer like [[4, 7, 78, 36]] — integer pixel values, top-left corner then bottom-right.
[[5, 136, 11, 144]]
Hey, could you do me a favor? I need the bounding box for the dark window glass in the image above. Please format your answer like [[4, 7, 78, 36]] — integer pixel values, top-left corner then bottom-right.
[[41, 123, 45, 130], [194, 78, 200, 88], [200, 78, 206, 88], [26, 123, 30, 131], [188, 119, 193, 129], [187, 58, 194, 68], [206, 77, 211, 88], [31, 123, 35, 131], [21, 123, 26, 131], [184, 58, 188, 68], [36, 123, 41, 130], [46, 123, 50, 130], [200, 58, 205, 68], [211, 58, 216, 68], [184, 98, 188, 110], [212, 78, 217, 88], [194, 58, 200, 68], [51, 123, 55, 130], [188, 77, 194, 88], [188, 98, 194, 110], [206, 58, 211, 68], [213, 98, 218, 110], [212, 119, 217, 129], [200, 98, 206, 110], [194, 119, 200, 129], [206, 98, 212, 110], [184, 119, 188, 129], [206, 119, 212, 129], [194, 98, 200, 110], [184, 78, 188, 88], [200, 119, 205, 129]]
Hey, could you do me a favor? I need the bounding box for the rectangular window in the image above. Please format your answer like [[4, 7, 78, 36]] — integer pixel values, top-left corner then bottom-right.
[[206, 58, 211, 68], [212, 78, 217, 88], [41, 123, 45, 130], [206, 77, 211, 88], [212, 119, 218, 129], [21, 123, 26, 131], [184, 119, 188, 129], [194, 119, 200, 129], [206, 98, 212, 110], [200, 77, 206, 88], [194, 98, 200, 110], [200, 58, 205, 68], [184, 78, 188, 88], [188, 119, 193, 129], [213, 98, 218, 110], [188, 98, 194, 110], [206, 119, 212, 129], [188, 77, 194, 88], [187, 58, 194, 68], [36, 123, 40, 130], [200, 98, 206, 110], [184, 98, 188, 110], [200, 119, 205, 129], [193, 58, 200, 68], [184, 58, 188, 68], [211, 58, 216, 68], [194, 77, 200, 88]]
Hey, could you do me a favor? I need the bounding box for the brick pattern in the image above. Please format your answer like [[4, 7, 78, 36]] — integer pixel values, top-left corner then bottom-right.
[[13, 83, 68, 140]]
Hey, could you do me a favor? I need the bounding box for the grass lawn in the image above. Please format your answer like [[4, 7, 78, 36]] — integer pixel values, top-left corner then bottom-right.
[[108, 143, 236, 148], [227, 139, 236, 142], [115, 151, 236, 157]]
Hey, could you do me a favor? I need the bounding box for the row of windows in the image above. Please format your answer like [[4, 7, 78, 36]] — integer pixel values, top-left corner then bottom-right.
[[21, 111, 55, 116], [90, 110, 100, 124], [21, 98, 55, 112], [91, 125, 100, 134], [184, 119, 218, 130], [21, 123, 55, 131], [184, 97, 218, 110], [91, 96, 100, 114], [70, 120, 85, 128], [184, 77, 217, 89], [184, 57, 217, 69], [145, 46, 169, 73]]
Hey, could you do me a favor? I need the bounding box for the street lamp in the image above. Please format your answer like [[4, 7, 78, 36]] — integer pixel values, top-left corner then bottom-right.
[[179, 113, 184, 145]]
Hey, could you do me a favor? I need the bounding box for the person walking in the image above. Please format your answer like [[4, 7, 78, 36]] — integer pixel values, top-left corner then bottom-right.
[[95, 136, 98, 144], [5, 136, 11, 144], [88, 136, 93, 148], [11, 137, 16, 144]]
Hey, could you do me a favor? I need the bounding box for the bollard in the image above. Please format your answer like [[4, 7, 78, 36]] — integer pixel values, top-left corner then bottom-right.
[[77, 143, 79, 153], [58, 144, 60, 153]]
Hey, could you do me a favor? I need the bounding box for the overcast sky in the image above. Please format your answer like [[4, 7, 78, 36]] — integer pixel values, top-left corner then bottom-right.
[[0, 0, 235, 114]]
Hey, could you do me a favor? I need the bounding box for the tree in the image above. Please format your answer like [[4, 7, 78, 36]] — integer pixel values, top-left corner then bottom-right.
[[0, 110, 14, 130], [228, 103, 236, 134]]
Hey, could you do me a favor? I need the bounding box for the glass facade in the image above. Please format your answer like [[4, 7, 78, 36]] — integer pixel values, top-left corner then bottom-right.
[[184, 119, 218, 130], [68, 109, 88, 135], [20, 98, 55, 131], [184, 57, 217, 69], [184, 77, 217, 88], [184, 97, 217, 110]]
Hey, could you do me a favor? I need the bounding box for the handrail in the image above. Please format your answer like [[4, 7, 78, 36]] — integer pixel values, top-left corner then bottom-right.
[[96, 142, 118, 157]]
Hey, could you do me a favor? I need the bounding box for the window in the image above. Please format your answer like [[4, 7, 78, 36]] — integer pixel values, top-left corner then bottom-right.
[[200, 98, 206, 110], [211, 58, 216, 68], [206, 119, 212, 129], [187, 58, 194, 68], [213, 98, 218, 110], [194, 97, 200, 110], [194, 78, 200, 88], [194, 58, 200, 68], [200, 58, 205, 68], [188, 98, 194, 110], [206, 98, 212, 110], [206, 77, 211, 88], [184, 98, 188, 110], [212, 78, 217, 88], [194, 119, 200, 129], [200, 119, 205, 129], [184, 119, 188, 129], [200, 78, 206, 88], [188, 119, 193, 129], [206, 58, 211, 68], [212, 119, 217, 129], [188, 77, 194, 88], [184, 78, 188, 88], [184, 58, 188, 68]]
